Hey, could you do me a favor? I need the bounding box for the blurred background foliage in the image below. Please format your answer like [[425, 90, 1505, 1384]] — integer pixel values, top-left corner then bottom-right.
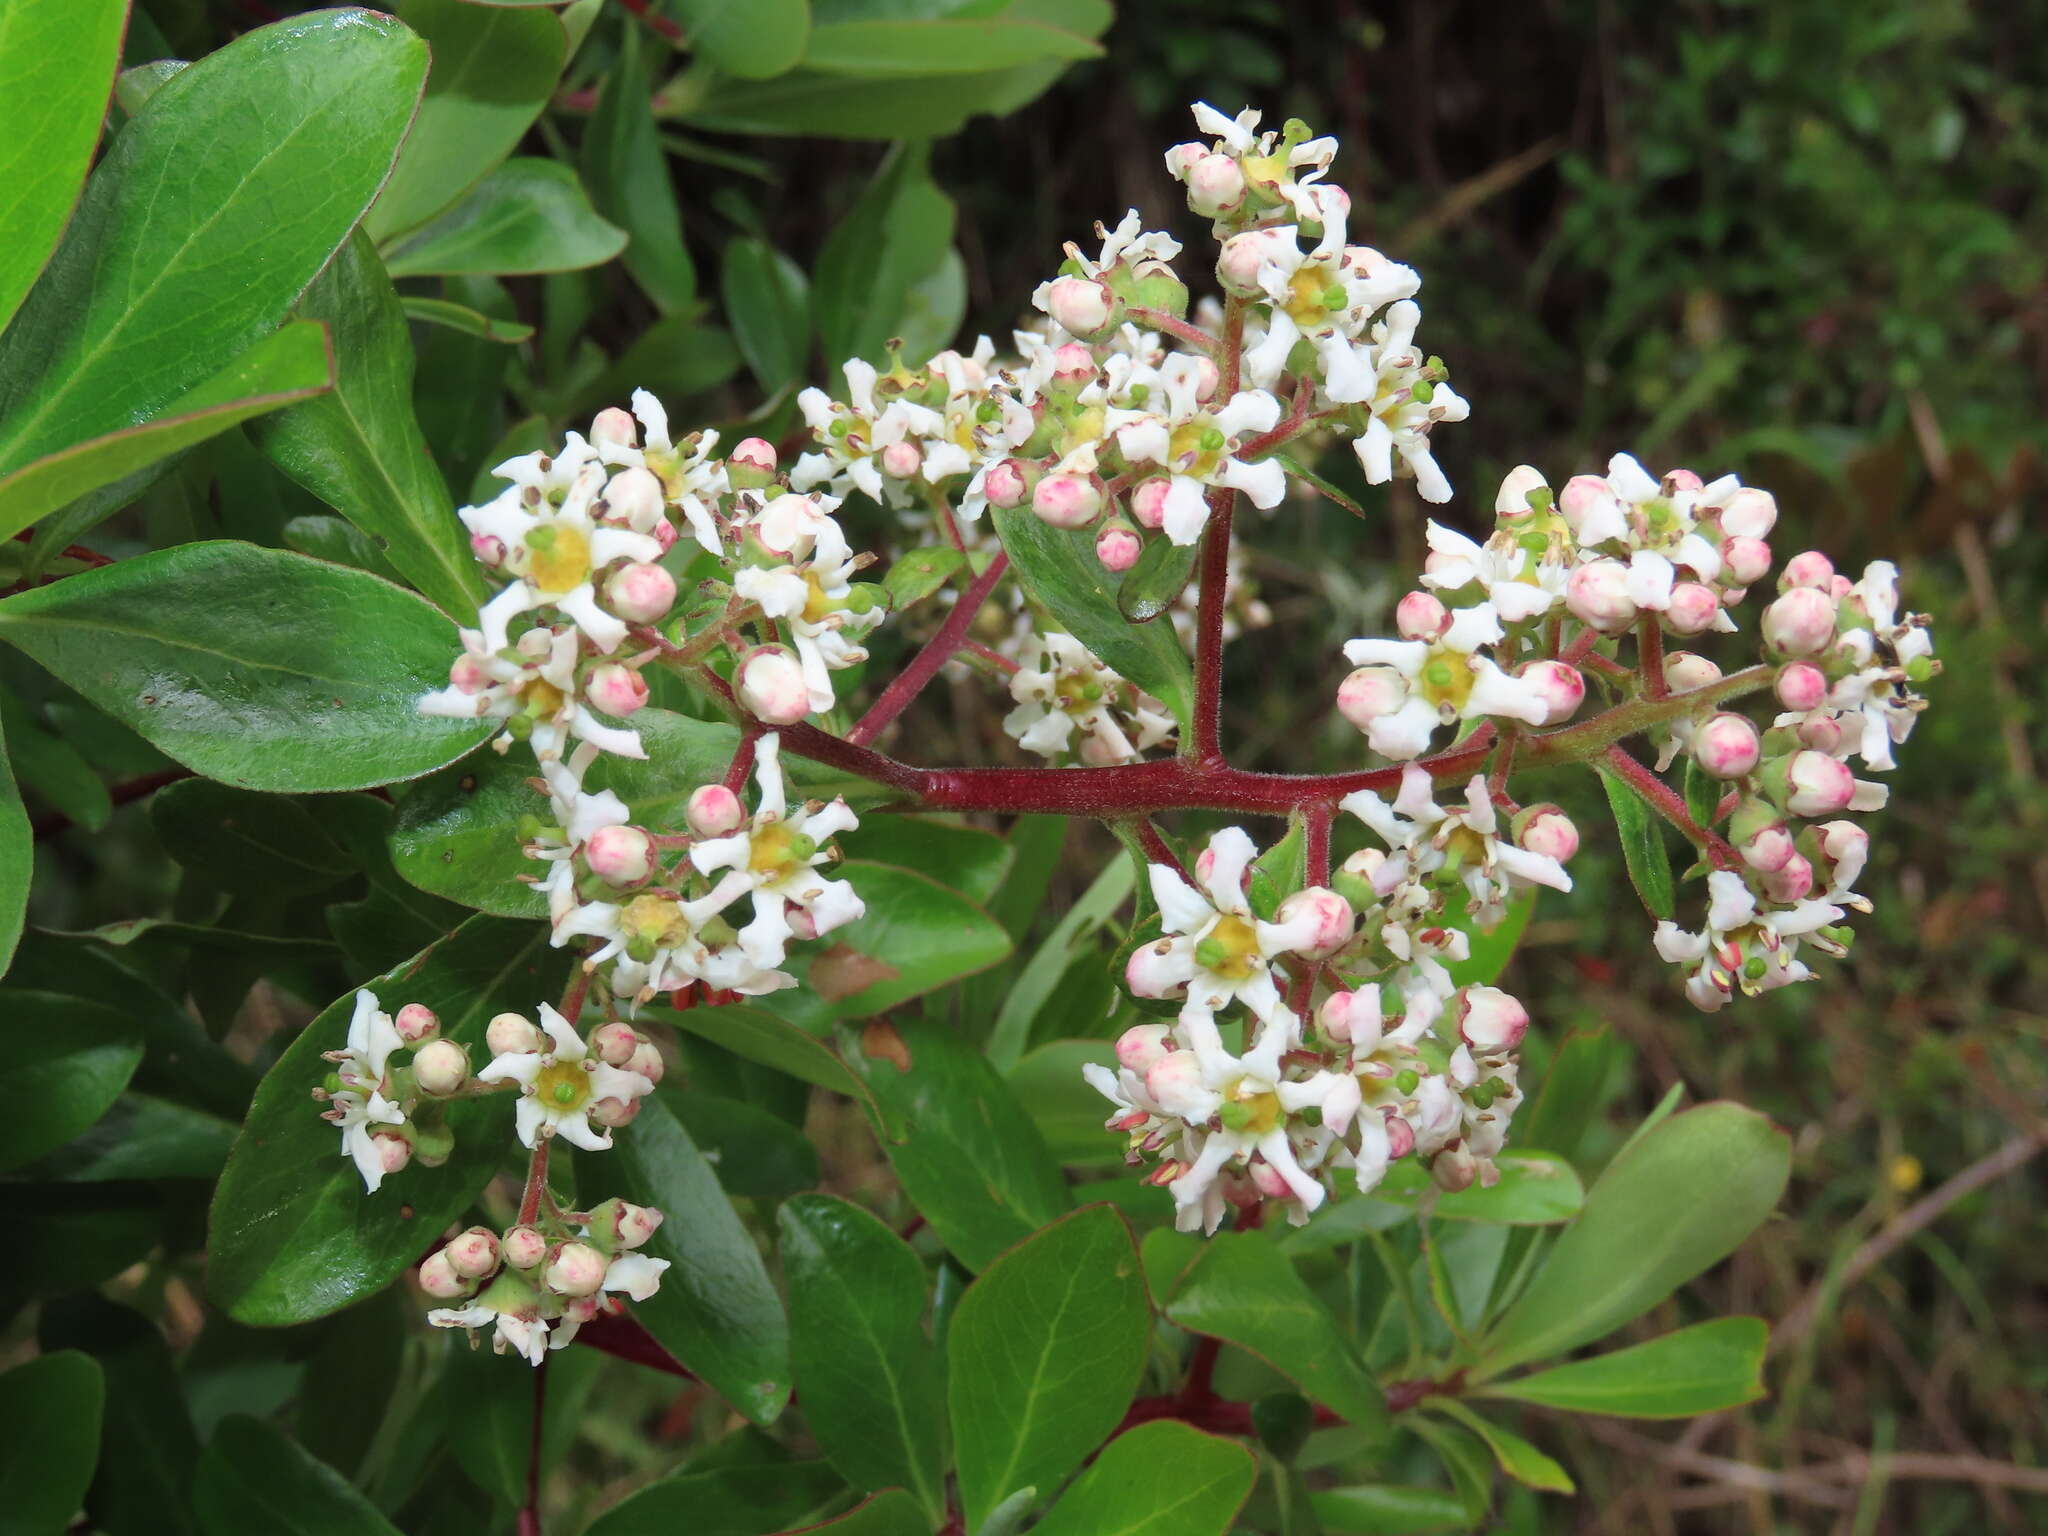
[[10, 0, 2046, 1530]]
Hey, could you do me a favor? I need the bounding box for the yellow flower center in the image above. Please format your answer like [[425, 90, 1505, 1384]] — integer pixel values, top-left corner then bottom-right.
[[1415, 644, 1475, 712], [1054, 671, 1103, 715], [1168, 419, 1224, 480], [623, 894, 688, 950], [534, 1059, 590, 1113], [1194, 913, 1261, 980], [802, 571, 836, 625], [1220, 1079, 1282, 1135], [1284, 265, 1339, 325], [748, 821, 818, 876], [526, 523, 592, 596], [521, 678, 566, 719]]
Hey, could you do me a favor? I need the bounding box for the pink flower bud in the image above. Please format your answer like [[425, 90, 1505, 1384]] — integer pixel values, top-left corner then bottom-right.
[[1780, 550, 1835, 589], [603, 467, 665, 527], [445, 1226, 501, 1280], [1215, 230, 1276, 295], [1129, 478, 1172, 530], [1125, 937, 1186, 1000], [1718, 487, 1778, 539], [1145, 1050, 1212, 1120], [1558, 475, 1619, 539], [1516, 660, 1585, 726], [1517, 806, 1579, 863], [590, 406, 639, 451], [1320, 989, 1379, 1050], [1044, 275, 1113, 337], [1763, 852, 1814, 903], [1395, 590, 1450, 640], [546, 1242, 608, 1298], [372, 1132, 411, 1175], [449, 654, 492, 694], [627, 1042, 665, 1086], [586, 662, 649, 719], [585, 824, 654, 888], [1796, 712, 1844, 754], [1190, 355, 1220, 403], [1166, 141, 1206, 176], [1813, 819, 1868, 891], [1786, 750, 1856, 816], [1336, 666, 1408, 731], [1741, 824, 1797, 874], [395, 1003, 440, 1044], [1775, 661, 1828, 712], [1761, 586, 1836, 656], [730, 436, 777, 474], [1432, 1145, 1479, 1192], [1032, 472, 1102, 529], [604, 562, 677, 625], [487, 1012, 543, 1057], [1664, 467, 1704, 493], [1663, 651, 1723, 693], [1721, 535, 1773, 587], [1494, 464, 1549, 520], [591, 1022, 640, 1066], [983, 458, 1029, 509], [1095, 526, 1142, 572], [503, 1226, 547, 1269], [1277, 887, 1356, 960], [1566, 558, 1637, 631], [686, 783, 744, 837], [1052, 342, 1096, 379], [737, 646, 810, 725], [1186, 152, 1248, 217], [588, 1095, 641, 1128], [412, 1039, 468, 1096], [1383, 1110, 1416, 1160], [618, 1203, 665, 1249], [470, 533, 506, 568], [1115, 1023, 1173, 1076], [1663, 582, 1720, 635], [649, 519, 679, 555], [1694, 713, 1762, 779], [418, 1249, 467, 1298], [1248, 1159, 1291, 1199], [1459, 986, 1529, 1051], [880, 441, 922, 480]]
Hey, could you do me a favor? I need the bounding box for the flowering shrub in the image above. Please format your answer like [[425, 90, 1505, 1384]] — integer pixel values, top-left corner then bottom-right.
[[0, 5, 1946, 1533]]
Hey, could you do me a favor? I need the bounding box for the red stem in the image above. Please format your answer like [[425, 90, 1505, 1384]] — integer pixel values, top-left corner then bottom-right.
[[1602, 742, 1738, 867], [615, 0, 685, 42], [722, 723, 762, 793], [847, 553, 1008, 747], [1638, 616, 1668, 698], [1189, 486, 1236, 763], [1304, 801, 1334, 886], [517, 1355, 548, 1536], [1134, 818, 1185, 879]]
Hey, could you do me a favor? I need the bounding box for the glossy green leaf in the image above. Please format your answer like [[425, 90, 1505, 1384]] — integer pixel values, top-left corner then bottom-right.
[[583, 25, 695, 311], [669, 1086, 819, 1199], [1363, 1151, 1585, 1226], [149, 780, 354, 895], [0, 991, 142, 1171], [993, 505, 1195, 731], [1479, 1103, 1790, 1376], [659, 1001, 877, 1110], [786, 1490, 928, 1536], [837, 817, 1012, 905], [399, 295, 536, 343], [369, 0, 566, 240], [1596, 763, 1676, 920], [844, 1016, 1068, 1271], [1006, 1040, 1124, 1165], [0, 541, 493, 792], [814, 142, 955, 368], [669, 0, 809, 79], [1165, 1231, 1392, 1440], [0, 12, 427, 482], [30, 1093, 237, 1183], [384, 158, 627, 278], [249, 233, 486, 617], [987, 856, 1133, 1071], [194, 1415, 403, 1536], [724, 236, 813, 394], [0, 322, 333, 541], [0, 711, 30, 975], [1116, 532, 1199, 623], [1426, 1399, 1573, 1494], [882, 544, 964, 609], [1308, 1484, 1471, 1534], [0, 1350, 103, 1536], [1029, 1419, 1254, 1536], [206, 917, 567, 1325], [1478, 1316, 1768, 1418], [609, 1090, 792, 1423], [778, 1194, 948, 1517], [0, 0, 127, 335], [581, 1460, 845, 1536], [802, 17, 1099, 75], [0, 695, 112, 832], [949, 1206, 1151, 1530]]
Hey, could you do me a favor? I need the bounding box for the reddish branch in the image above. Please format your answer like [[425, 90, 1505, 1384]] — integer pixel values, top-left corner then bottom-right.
[[1189, 487, 1237, 763], [847, 553, 1009, 747], [1601, 742, 1738, 867]]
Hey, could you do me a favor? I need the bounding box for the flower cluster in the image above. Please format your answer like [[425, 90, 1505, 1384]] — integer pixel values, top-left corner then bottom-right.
[[420, 1198, 669, 1366], [1002, 627, 1176, 764], [1091, 815, 1558, 1231], [314, 992, 471, 1192]]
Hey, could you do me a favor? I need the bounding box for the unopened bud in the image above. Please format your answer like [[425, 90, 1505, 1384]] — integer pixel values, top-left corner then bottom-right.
[[394, 1003, 440, 1044], [1145, 1050, 1212, 1120], [1779, 550, 1835, 590], [880, 440, 922, 480], [1395, 590, 1450, 640], [1516, 660, 1585, 725], [445, 1226, 501, 1280], [1126, 937, 1187, 999], [1664, 582, 1720, 635], [588, 1095, 641, 1128], [1721, 534, 1773, 587], [590, 407, 639, 452], [603, 467, 665, 528], [1785, 749, 1857, 817], [590, 1022, 640, 1066], [1129, 478, 1172, 530], [1694, 713, 1762, 779], [591, 1197, 665, 1251], [604, 562, 677, 625], [1762, 852, 1815, 903], [586, 824, 655, 888], [371, 1131, 411, 1176], [1432, 1145, 1479, 1192], [1718, 487, 1778, 539], [1276, 887, 1355, 959], [546, 1242, 608, 1298], [502, 1226, 548, 1270], [1495, 465, 1549, 520], [487, 1012, 544, 1057], [1095, 525, 1142, 572], [686, 783, 744, 837], [1663, 651, 1722, 694], [586, 663, 649, 719], [737, 646, 810, 725], [1761, 586, 1836, 657], [1031, 472, 1102, 529], [1115, 1023, 1173, 1077], [1044, 275, 1114, 338], [1740, 823, 1797, 874], [626, 1041, 664, 1085], [1186, 152, 1247, 217], [413, 1038, 469, 1096], [1774, 661, 1828, 712], [983, 458, 1029, 509], [1336, 666, 1407, 732], [1514, 805, 1579, 863], [1458, 986, 1529, 1051], [727, 437, 778, 490], [1566, 558, 1637, 631], [418, 1249, 468, 1298]]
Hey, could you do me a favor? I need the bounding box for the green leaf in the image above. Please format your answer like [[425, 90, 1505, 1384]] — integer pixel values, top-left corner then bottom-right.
[[250, 232, 486, 617], [368, 0, 567, 240], [1272, 451, 1368, 520], [399, 295, 536, 343], [580, 1460, 846, 1536], [1424, 1399, 1573, 1494], [1247, 818, 1305, 919], [1595, 763, 1676, 920], [0, 541, 493, 792], [149, 780, 355, 895], [1683, 755, 1722, 836], [0, 11, 427, 483], [949, 1205, 1151, 1531], [992, 504, 1195, 732], [668, 1086, 819, 1199], [1477, 1316, 1768, 1418], [0, 322, 333, 542], [668, 0, 810, 79], [1515, 1024, 1623, 1165], [1115, 527, 1200, 623], [0, 709, 31, 975], [384, 158, 627, 278], [0, 695, 113, 832], [723, 236, 813, 395], [1478, 1103, 1790, 1376], [814, 142, 955, 368], [0, 1350, 103, 1536], [1006, 1040, 1124, 1165], [844, 1016, 1068, 1272], [1165, 1231, 1391, 1441], [0, 991, 142, 1172], [582, 25, 695, 311], [205, 916, 568, 1325], [787, 1490, 928, 1536], [193, 1415, 403, 1536], [442, 1340, 600, 1507], [28, 1092, 237, 1183], [608, 1089, 792, 1423], [1308, 1484, 1470, 1533], [0, 0, 127, 335], [802, 18, 1100, 76], [1359, 1151, 1585, 1226], [778, 1193, 948, 1518], [882, 545, 965, 609], [1028, 1420, 1254, 1536], [987, 856, 1133, 1071], [837, 817, 1013, 905], [658, 1000, 876, 1110]]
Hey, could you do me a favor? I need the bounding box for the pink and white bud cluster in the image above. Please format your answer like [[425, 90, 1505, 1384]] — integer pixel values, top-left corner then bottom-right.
[[1002, 628, 1175, 765], [729, 489, 888, 724], [316, 992, 480, 1195], [420, 1197, 669, 1367]]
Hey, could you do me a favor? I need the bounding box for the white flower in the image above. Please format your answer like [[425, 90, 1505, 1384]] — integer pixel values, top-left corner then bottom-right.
[[1652, 870, 1843, 1012], [629, 389, 728, 553], [1338, 603, 1549, 760], [732, 500, 883, 713], [417, 624, 645, 764], [600, 1251, 670, 1302], [321, 991, 406, 1194], [428, 1303, 555, 1366], [1003, 631, 1173, 763], [1419, 520, 1562, 624], [1241, 231, 1420, 402], [1349, 301, 1467, 504], [476, 1003, 653, 1151], [1822, 560, 1935, 770], [794, 360, 946, 505], [1109, 355, 1284, 544], [1343, 770, 1572, 929]]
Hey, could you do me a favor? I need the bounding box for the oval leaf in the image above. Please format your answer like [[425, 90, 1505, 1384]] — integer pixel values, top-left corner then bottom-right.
[[194, 1415, 403, 1536], [0, 1350, 103, 1535], [814, 142, 955, 368], [723, 236, 813, 395], [1116, 532, 1199, 624], [1477, 1316, 1768, 1418], [1029, 1420, 1255, 1536], [0, 711, 31, 974], [384, 158, 627, 278], [1595, 762, 1676, 920], [582, 25, 695, 311], [0, 991, 143, 1172]]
